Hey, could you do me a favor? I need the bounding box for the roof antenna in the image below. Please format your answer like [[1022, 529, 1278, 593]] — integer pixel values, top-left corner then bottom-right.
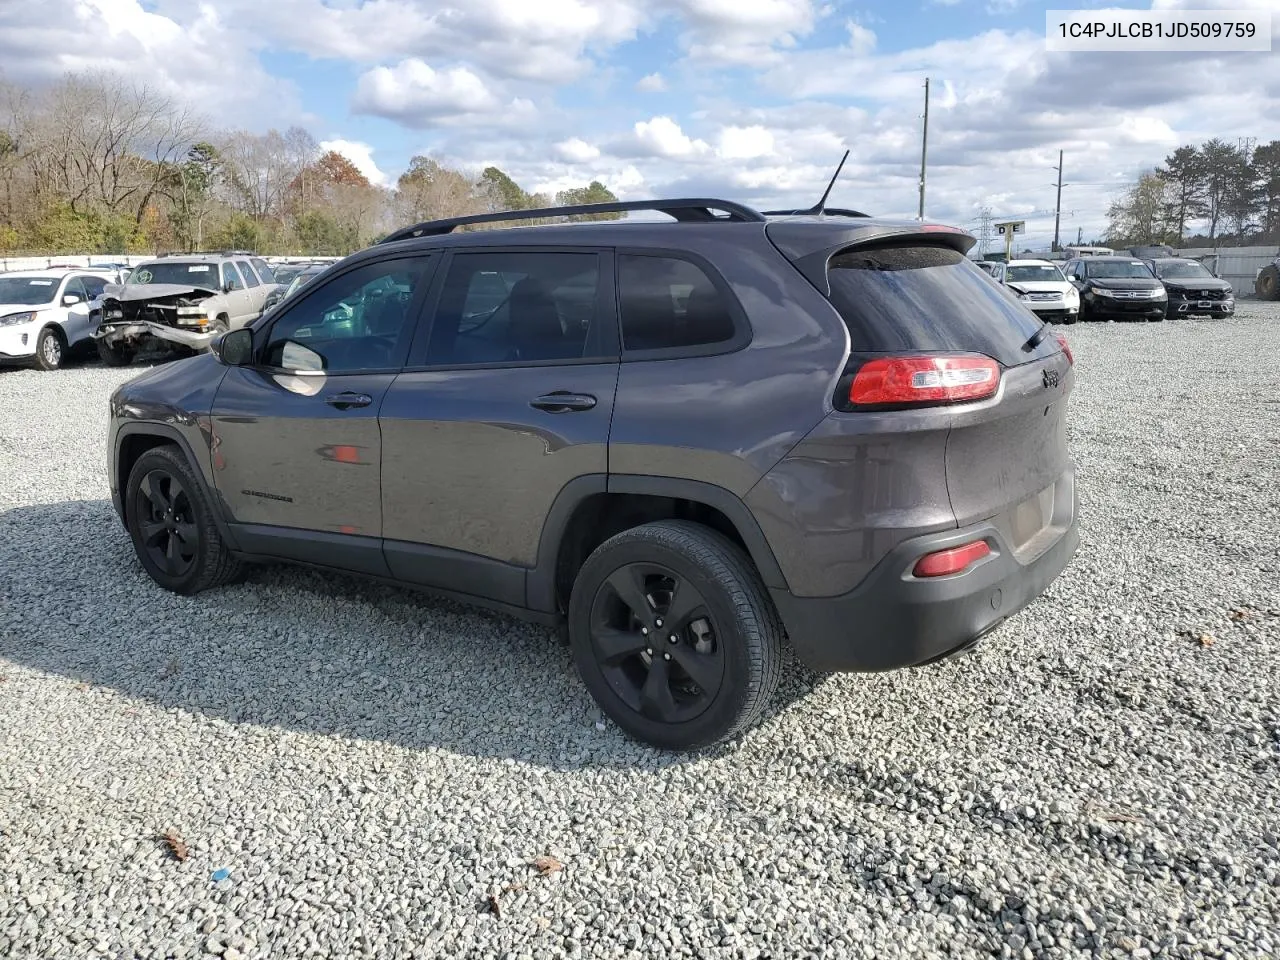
[[805, 149, 850, 216]]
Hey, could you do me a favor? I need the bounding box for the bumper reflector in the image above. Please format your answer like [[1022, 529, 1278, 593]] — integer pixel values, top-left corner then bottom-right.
[[913, 540, 992, 578]]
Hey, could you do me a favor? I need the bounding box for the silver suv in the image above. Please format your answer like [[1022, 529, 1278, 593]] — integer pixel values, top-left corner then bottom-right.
[[91, 253, 282, 366]]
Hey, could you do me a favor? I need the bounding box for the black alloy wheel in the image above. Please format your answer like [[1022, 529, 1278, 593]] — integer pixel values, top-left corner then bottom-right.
[[588, 562, 725, 725], [133, 468, 199, 579], [568, 520, 782, 750]]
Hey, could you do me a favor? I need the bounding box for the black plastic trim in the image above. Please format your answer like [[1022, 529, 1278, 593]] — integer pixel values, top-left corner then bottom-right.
[[113, 422, 240, 549], [605, 475, 788, 589], [771, 498, 1079, 673], [527, 474, 610, 612], [378, 198, 766, 244], [384, 539, 526, 608], [228, 523, 391, 578]]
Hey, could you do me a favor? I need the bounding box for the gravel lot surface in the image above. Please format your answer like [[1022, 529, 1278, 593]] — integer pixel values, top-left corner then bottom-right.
[[2, 304, 1279, 960]]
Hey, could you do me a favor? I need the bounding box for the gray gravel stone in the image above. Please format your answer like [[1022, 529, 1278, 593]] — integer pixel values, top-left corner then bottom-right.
[[2, 306, 1279, 958]]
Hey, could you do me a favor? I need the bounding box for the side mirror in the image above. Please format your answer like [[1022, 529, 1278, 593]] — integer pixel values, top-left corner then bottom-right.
[[62, 294, 82, 306], [223, 282, 236, 294], [217, 327, 254, 366]]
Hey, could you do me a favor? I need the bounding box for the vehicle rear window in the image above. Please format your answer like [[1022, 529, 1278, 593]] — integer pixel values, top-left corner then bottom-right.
[[825, 244, 1055, 367]]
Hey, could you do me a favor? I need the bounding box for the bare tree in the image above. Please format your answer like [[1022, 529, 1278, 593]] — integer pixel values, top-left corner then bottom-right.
[[220, 126, 317, 223], [24, 71, 203, 223]]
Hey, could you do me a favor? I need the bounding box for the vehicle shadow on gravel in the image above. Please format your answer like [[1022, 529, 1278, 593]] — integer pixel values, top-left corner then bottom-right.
[[0, 498, 819, 770]]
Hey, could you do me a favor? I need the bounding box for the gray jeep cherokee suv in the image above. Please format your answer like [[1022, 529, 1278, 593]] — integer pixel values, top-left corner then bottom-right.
[[106, 197, 1079, 750]]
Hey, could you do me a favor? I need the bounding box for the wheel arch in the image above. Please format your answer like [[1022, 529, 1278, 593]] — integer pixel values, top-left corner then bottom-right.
[[114, 423, 239, 548], [528, 474, 788, 615]]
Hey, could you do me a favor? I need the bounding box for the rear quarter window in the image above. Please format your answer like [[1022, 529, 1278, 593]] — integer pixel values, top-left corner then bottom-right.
[[825, 244, 1055, 367]]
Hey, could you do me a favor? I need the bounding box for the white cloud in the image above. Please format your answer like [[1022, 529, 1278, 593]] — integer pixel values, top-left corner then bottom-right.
[[636, 72, 668, 92], [351, 59, 539, 129], [353, 61, 498, 120], [0, 0, 302, 126], [717, 125, 775, 160], [846, 19, 877, 56], [620, 116, 712, 158], [674, 0, 825, 64], [319, 139, 388, 186], [555, 137, 602, 162]]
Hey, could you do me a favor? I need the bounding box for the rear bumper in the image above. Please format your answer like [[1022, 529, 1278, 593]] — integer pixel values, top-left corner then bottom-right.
[[772, 475, 1080, 673]]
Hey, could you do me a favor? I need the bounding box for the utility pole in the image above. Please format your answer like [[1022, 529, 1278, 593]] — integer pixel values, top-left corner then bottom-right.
[[918, 77, 929, 220], [1052, 150, 1064, 252], [1077, 226, 1083, 245]]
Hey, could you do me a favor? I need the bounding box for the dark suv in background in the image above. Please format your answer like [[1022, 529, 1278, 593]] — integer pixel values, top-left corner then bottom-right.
[[1143, 257, 1235, 319], [107, 197, 1079, 750]]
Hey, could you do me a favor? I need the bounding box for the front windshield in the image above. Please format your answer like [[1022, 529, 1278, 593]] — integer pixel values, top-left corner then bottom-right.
[[0, 277, 59, 305], [1157, 261, 1214, 280], [129, 262, 221, 288], [1086, 260, 1154, 279], [1007, 264, 1064, 283]]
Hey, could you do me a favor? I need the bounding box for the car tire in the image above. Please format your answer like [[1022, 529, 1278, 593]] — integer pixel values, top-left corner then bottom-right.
[[125, 445, 245, 595], [1255, 264, 1279, 301], [1062, 313, 1077, 325], [567, 520, 783, 751], [96, 338, 135, 367], [34, 327, 66, 371]]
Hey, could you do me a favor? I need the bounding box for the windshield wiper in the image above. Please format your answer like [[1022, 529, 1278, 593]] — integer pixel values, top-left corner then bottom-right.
[[1023, 322, 1051, 352]]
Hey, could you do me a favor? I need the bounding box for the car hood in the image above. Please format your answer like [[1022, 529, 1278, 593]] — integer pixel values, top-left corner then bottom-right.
[[1086, 278, 1163, 290], [102, 282, 218, 301], [0, 302, 49, 317], [1160, 277, 1232, 292], [1007, 281, 1074, 294]]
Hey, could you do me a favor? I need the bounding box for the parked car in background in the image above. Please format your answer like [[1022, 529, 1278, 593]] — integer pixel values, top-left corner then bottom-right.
[[1143, 258, 1235, 319], [261, 262, 333, 313], [1062, 256, 1166, 322], [990, 259, 1079, 324], [0, 269, 117, 370], [106, 196, 1078, 750], [90, 253, 283, 366]]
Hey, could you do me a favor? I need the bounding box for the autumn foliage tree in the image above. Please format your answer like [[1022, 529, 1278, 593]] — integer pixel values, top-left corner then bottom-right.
[[1, 70, 626, 255]]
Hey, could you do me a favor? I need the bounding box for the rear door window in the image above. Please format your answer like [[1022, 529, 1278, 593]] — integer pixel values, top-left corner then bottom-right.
[[825, 244, 1055, 367], [237, 260, 261, 288], [420, 252, 608, 366]]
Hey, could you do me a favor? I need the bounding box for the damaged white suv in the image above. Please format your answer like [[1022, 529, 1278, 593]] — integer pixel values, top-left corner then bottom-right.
[[90, 254, 281, 366]]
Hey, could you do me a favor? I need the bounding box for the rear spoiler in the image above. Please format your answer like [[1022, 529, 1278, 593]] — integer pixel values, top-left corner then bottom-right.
[[766, 221, 976, 296]]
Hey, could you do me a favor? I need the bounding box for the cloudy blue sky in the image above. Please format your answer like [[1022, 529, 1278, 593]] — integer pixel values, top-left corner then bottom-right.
[[2, 0, 1277, 248]]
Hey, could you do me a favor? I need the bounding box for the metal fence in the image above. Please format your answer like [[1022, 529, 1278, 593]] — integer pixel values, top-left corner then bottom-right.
[[1174, 245, 1278, 298], [0, 254, 154, 272]]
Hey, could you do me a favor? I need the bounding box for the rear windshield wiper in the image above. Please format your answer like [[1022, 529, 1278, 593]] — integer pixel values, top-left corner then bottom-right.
[[1023, 322, 1051, 352]]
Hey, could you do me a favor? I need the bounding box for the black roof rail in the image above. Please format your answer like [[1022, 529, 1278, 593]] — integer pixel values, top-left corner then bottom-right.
[[378, 198, 766, 245], [761, 207, 871, 218]]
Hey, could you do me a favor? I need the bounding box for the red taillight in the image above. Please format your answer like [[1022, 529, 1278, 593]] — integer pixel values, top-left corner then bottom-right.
[[849, 354, 1000, 407], [913, 540, 992, 578], [1055, 332, 1073, 365]]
